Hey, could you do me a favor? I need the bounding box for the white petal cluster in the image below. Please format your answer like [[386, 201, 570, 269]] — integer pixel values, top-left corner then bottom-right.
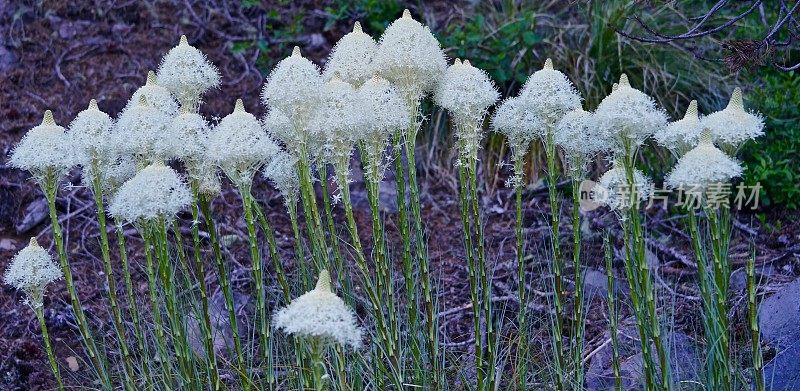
[[112, 95, 171, 163], [109, 163, 192, 223], [594, 164, 653, 211], [701, 87, 764, 153], [9, 111, 74, 180], [263, 150, 299, 203], [594, 74, 668, 155], [157, 35, 220, 111], [357, 76, 409, 183], [654, 100, 702, 157], [492, 97, 543, 162], [666, 130, 742, 191], [157, 111, 210, 165], [262, 47, 323, 129], [206, 99, 278, 188], [68, 100, 114, 165], [84, 154, 138, 199], [310, 78, 365, 165], [323, 22, 377, 87], [554, 108, 602, 176], [371, 9, 447, 102], [3, 237, 63, 308], [274, 270, 362, 348], [125, 71, 179, 116], [518, 59, 582, 132]]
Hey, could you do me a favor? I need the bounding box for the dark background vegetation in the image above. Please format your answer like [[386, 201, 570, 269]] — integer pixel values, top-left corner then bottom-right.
[[0, 1, 798, 389]]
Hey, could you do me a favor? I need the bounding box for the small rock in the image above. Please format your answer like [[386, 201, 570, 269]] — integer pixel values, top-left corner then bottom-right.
[[762, 341, 800, 391], [758, 277, 800, 350], [65, 356, 79, 372], [583, 268, 610, 298], [16, 198, 48, 234], [0, 238, 17, 251]]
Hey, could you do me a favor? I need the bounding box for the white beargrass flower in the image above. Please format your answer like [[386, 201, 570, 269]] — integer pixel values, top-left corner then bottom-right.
[[492, 96, 543, 165], [157, 110, 210, 166], [263, 150, 300, 204], [157, 35, 220, 112], [594, 163, 653, 211], [3, 237, 63, 309], [262, 47, 323, 132], [436, 59, 499, 163], [9, 110, 74, 183], [113, 95, 171, 165], [83, 153, 138, 199], [274, 270, 362, 348], [654, 100, 702, 157], [68, 99, 114, 166], [310, 78, 365, 168], [358, 76, 409, 184], [207, 99, 279, 188], [594, 74, 668, 156], [371, 9, 447, 104], [666, 129, 743, 192], [109, 162, 192, 223], [518, 58, 582, 133], [554, 108, 602, 177], [323, 22, 376, 87], [701, 87, 764, 154], [125, 71, 179, 116]]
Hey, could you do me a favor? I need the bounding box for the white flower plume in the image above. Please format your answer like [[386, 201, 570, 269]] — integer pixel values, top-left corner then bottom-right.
[[358, 76, 409, 183], [554, 108, 602, 176], [207, 99, 279, 188], [654, 100, 702, 157], [263, 149, 299, 203], [158, 111, 210, 166], [109, 163, 192, 223], [83, 153, 137, 200], [371, 9, 447, 103], [701, 87, 764, 153], [262, 47, 323, 130], [594, 74, 668, 155], [492, 96, 543, 162], [157, 35, 220, 112], [323, 22, 377, 87], [518, 58, 582, 133], [310, 78, 365, 165], [68, 99, 114, 166], [594, 163, 653, 211], [274, 270, 362, 348], [9, 110, 74, 180], [3, 237, 63, 308], [666, 129, 743, 191], [112, 94, 171, 164], [125, 71, 179, 116]]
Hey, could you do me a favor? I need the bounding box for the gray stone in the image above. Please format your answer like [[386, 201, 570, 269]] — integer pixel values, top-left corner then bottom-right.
[[16, 198, 48, 234], [759, 278, 800, 350], [763, 341, 800, 391]]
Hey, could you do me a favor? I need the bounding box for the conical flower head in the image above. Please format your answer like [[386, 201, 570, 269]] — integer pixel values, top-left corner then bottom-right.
[[310, 78, 365, 164], [371, 9, 447, 102], [83, 153, 137, 200], [701, 87, 764, 153], [357, 76, 409, 183], [3, 237, 63, 308], [654, 100, 702, 157], [262, 47, 323, 127], [207, 99, 279, 187], [594, 74, 668, 155], [157, 35, 220, 111], [593, 163, 653, 211], [109, 162, 192, 223], [263, 149, 299, 204], [518, 58, 582, 132], [9, 110, 74, 180], [113, 95, 172, 164], [435, 59, 499, 125], [666, 129, 742, 191], [323, 22, 377, 87], [68, 100, 114, 165], [125, 71, 179, 116], [274, 270, 363, 348], [492, 96, 544, 162], [157, 111, 211, 165], [554, 108, 602, 175]]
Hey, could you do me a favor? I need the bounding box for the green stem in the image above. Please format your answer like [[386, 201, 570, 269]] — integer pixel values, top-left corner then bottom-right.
[[392, 131, 418, 338], [35, 306, 65, 391], [310, 338, 328, 391], [513, 157, 528, 391], [458, 164, 483, 391], [298, 145, 329, 272], [544, 132, 566, 391], [747, 251, 764, 391], [141, 224, 174, 389], [604, 235, 622, 391], [252, 200, 291, 303], [571, 177, 585, 387]]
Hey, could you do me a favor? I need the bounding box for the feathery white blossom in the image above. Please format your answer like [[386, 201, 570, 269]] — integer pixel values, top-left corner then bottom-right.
[[371, 9, 447, 103], [357, 76, 409, 183], [310, 78, 365, 166], [701, 87, 764, 153], [518, 58, 582, 133], [109, 163, 192, 223], [83, 153, 138, 199], [492, 96, 543, 163], [594, 164, 653, 211], [157, 111, 210, 165], [207, 99, 279, 188], [157, 35, 220, 111], [654, 100, 702, 157], [594, 74, 668, 155], [274, 270, 362, 348], [666, 129, 743, 191], [3, 237, 63, 308], [113, 95, 171, 164], [125, 71, 179, 116], [554, 108, 602, 176], [263, 150, 300, 203], [68, 99, 114, 166], [9, 110, 74, 182], [323, 22, 377, 87], [262, 47, 323, 130]]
